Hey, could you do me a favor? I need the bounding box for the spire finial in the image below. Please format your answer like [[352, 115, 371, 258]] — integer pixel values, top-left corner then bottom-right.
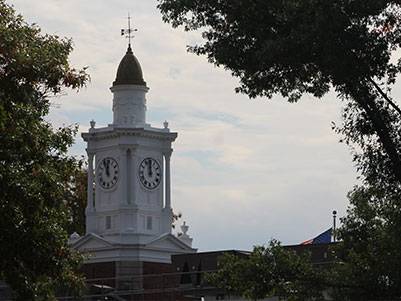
[[121, 13, 137, 52]]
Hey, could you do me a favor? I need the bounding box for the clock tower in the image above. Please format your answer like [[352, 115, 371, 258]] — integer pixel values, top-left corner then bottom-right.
[[73, 42, 195, 267]]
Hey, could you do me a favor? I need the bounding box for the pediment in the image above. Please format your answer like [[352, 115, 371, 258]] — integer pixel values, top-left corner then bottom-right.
[[72, 233, 113, 251], [146, 233, 197, 252]]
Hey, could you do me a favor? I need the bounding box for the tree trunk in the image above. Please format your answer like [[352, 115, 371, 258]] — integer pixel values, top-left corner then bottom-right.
[[351, 83, 401, 184]]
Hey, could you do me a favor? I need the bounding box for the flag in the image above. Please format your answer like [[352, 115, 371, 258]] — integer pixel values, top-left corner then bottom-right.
[[300, 228, 332, 245]]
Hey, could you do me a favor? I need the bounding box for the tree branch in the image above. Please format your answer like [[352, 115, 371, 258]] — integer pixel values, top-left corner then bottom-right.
[[368, 78, 401, 116], [353, 85, 401, 184]]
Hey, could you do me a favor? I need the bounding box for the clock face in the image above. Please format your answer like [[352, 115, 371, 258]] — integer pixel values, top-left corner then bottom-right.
[[98, 157, 119, 189], [139, 158, 161, 190]]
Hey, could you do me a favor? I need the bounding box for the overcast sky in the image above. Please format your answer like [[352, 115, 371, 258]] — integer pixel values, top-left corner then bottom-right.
[[9, 0, 367, 251]]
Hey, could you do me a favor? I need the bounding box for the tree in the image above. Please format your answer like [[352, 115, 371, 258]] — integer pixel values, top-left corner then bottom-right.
[[157, 1, 401, 299], [0, 1, 89, 299], [330, 187, 401, 300], [328, 98, 401, 300], [64, 167, 88, 236], [205, 240, 327, 300], [157, 0, 401, 183]]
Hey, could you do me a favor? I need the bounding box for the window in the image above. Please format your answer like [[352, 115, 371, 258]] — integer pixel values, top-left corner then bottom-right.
[[106, 216, 112, 230], [146, 216, 152, 230]]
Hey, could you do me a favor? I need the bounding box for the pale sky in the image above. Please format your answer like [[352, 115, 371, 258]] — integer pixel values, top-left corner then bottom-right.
[[9, 0, 366, 251]]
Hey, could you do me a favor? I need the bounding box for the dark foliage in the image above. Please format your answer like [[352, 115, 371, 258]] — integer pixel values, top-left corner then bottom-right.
[[0, 1, 89, 299]]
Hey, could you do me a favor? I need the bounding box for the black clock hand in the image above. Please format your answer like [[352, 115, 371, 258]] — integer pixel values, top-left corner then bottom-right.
[[148, 163, 153, 177], [105, 161, 110, 177]]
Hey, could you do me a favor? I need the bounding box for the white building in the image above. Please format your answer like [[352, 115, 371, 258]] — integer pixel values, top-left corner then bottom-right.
[[70, 43, 196, 281]]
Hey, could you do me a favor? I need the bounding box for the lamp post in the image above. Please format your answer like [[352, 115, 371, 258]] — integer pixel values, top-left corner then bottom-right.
[[332, 210, 337, 242]]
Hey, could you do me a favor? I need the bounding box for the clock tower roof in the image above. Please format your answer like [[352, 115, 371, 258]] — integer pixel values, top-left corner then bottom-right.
[[113, 45, 146, 87]]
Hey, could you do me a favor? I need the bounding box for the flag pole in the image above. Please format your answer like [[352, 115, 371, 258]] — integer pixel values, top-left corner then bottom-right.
[[332, 210, 337, 242]]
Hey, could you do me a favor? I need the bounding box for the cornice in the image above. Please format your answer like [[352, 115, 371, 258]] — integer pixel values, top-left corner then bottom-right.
[[82, 127, 177, 142]]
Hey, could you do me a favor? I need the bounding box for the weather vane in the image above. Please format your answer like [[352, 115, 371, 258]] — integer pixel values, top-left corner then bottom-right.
[[121, 13, 137, 48]]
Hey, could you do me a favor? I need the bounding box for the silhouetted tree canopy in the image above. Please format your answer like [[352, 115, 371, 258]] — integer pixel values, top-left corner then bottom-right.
[[158, 0, 401, 183], [159, 1, 401, 299]]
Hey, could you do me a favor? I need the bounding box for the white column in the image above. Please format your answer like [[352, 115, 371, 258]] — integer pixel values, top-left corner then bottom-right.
[[121, 149, 128, 206], [86, 152, 94, 211], [164, 152, 171, 209], [130, 148, 137, 205], [86, 151, 96, 234]]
